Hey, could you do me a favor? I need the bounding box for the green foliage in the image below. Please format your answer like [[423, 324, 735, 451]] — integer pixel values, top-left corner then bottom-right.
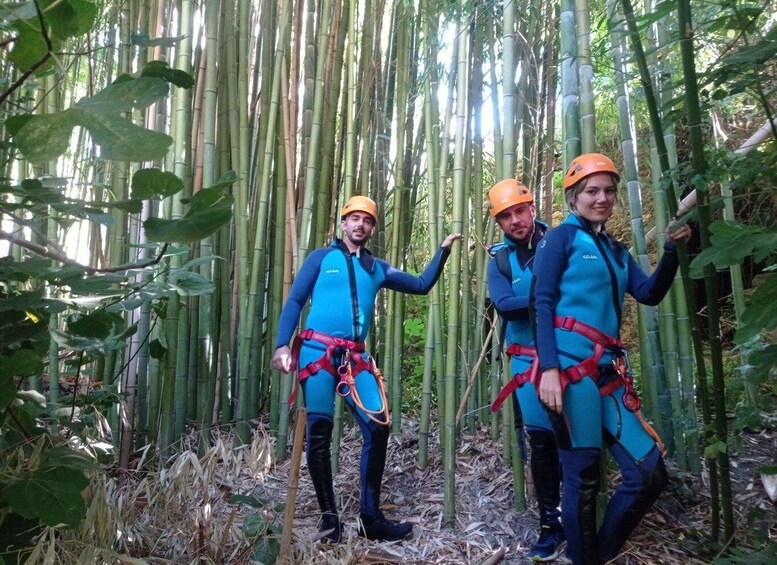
[[231, 495, 282, 565], [3, 0, 97, 73], [144, 176, 235, 243], [712, 543, 777, 564], [7, 75, 173, 163]]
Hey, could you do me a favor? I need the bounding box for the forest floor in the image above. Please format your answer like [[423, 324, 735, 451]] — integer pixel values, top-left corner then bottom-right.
[[246, 416, 777, 565]]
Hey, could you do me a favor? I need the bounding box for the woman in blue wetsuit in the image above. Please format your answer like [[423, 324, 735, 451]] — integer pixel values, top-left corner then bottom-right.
[[532, 153, 691, 564], [272, 195, 460, 543]]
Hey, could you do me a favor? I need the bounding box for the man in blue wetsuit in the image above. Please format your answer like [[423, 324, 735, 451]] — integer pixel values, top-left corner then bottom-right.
[[486, 179, 565, 562], [272, 195, 461, 543], [532, 153, 691, 564]]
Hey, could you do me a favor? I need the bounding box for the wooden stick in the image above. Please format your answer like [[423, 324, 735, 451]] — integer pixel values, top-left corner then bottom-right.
[[280, 407, 307, 562], [479, 547, 506, 565], [456, 314, 497, 422]]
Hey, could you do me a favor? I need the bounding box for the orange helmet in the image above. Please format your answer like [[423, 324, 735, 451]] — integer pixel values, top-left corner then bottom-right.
[[340, 195, 378, 221], [489, 179, 533, 217], [562, 153, 620, 191]]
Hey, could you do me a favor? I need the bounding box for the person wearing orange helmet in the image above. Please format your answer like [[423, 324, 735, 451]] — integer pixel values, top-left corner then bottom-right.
[[272, 194, 461, 543], [531, 153, 691, 564], [486, 179, 565, 561]]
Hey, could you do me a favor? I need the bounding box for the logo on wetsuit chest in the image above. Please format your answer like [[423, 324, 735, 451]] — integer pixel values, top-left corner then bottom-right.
[[325, 268, 341, 274], [582, 253, 599, 260], [512, 277, 522, 284]]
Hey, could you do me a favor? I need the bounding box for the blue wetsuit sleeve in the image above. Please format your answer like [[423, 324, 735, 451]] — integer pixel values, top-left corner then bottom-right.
[[487, 257, 528, 320], [379, 245, 451, 294], [626, 243, 679, 306], [532, 228, 570, 372], [275, 249, 326, 347]]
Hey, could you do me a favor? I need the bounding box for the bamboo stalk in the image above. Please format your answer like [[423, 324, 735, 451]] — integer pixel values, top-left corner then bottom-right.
[[280, 408, 307, 562]]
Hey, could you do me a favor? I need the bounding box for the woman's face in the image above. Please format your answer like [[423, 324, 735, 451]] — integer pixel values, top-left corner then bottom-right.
[[572, 172, 618, 224]]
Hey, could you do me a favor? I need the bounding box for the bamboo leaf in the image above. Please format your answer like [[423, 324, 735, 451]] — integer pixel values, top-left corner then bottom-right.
[[703, 440, 728, 459], [2, 466, 89, 528], [168, 271, 215, 296], [131, 168, 185, 199], [131, 33, 186, 48]]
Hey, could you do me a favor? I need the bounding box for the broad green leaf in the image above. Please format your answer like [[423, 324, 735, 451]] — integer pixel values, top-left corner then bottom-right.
[[131, 34, 186, 48], [73, 109, 173, 162], [78, 76, 169, 114], [10, 111, 74, 163], [131, 168, 184, 199], [41, 446, 97, 471], [3, 113, 34, 136], [141, 60, 195, 88], [736, 274, 777, 344], [0, 374, 16, 409], [703, 441, 728, 459], [179, 255, 223, 271], [11, 77, 173, 163], [230, 494, 266, 508], [149, 338, 166, 360], [2, 466, 89, 528], [0, 349, 43, 379], [144, 204, 233, 243], [251, 535, 280, 565], [51, 326, 134, 355], [0, 257, 53, 282], [168, 271, 215, 296], [110, 199, 144, 213], [0, 289, 45, 312], [206, 170, 238, 191], [68, 310, 123, 339], [689, 221, 777, 279], [243, 513, 268, 538], [181, 187, 231, 214]]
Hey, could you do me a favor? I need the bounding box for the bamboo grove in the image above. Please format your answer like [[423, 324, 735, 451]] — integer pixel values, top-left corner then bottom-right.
[[2, 0, 776, 551]]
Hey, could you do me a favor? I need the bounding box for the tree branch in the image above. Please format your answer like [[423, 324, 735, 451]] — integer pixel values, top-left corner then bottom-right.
[[0, 230, 169, 274]]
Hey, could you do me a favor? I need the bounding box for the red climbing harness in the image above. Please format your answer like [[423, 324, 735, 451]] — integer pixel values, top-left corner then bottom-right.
[[288, 329, 390, 425], [491, 344, 539, 412], [548, 315, 663, 451], [552, 315, 638, 411]]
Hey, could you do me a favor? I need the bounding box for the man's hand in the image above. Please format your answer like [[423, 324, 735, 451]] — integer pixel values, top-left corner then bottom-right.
[[272, 345, 292, 373], [539, 368, 563, 414], [441, 233, 463, 249], [666, 220, 692, 244]]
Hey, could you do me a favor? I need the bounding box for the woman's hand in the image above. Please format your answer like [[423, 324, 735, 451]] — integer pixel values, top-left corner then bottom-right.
[[539, 368, 564, 413], [271, 345, 292, 373], [666, 220, 692, 245], [441, 233, 463, 249]]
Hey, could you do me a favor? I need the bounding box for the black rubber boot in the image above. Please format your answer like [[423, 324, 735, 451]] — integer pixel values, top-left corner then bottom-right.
[[307, 416, 342, 543], [559, 448, 602, 565], [357, 420, 412, 541], [599, 445, 668, 562], [528, 430, 565, 561]]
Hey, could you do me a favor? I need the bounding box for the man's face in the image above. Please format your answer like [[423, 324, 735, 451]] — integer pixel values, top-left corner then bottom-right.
[[340, 211, 376, 247], [495, 202, 536, 244]]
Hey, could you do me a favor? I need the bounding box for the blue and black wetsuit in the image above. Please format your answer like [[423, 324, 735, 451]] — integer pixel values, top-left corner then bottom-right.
[[532, 213, 678, 564], [276, 238, 450, 526], [487, 221, 565, 552]]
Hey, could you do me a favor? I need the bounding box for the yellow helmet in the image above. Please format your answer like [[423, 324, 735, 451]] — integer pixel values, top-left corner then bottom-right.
[[562, 153, 620, 191], [488, 179, 533, 217], [340, 195, 378, 222]]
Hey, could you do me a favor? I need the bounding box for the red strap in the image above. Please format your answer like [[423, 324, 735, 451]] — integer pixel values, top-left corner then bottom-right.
[[286, 331, 371, 407], [554, 315, 624, 349], [491, 346, 538, 412]]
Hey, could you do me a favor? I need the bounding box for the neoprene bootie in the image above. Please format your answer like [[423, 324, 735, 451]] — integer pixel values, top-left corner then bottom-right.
[[358, 511, 413, 541]]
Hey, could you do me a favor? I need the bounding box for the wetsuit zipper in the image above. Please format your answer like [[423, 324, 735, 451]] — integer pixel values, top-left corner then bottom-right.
[[345, 253, 360, 340]]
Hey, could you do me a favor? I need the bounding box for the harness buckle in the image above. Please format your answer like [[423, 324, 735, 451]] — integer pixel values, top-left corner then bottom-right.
[[558, 316, 576, 331], [613, 350, 640, 413]]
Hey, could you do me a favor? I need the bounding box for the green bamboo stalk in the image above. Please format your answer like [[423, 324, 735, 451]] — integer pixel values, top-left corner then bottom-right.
[[502, 0, 516, 178], [442, 17, 468, 528], [560, 0, 581, 166], [676, 0, 735, 541], [574, 0, 595, 152], [620, 0, 719, 536]]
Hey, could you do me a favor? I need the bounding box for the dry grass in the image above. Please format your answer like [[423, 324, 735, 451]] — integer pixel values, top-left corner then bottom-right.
[[25, 417, 776, 564]]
